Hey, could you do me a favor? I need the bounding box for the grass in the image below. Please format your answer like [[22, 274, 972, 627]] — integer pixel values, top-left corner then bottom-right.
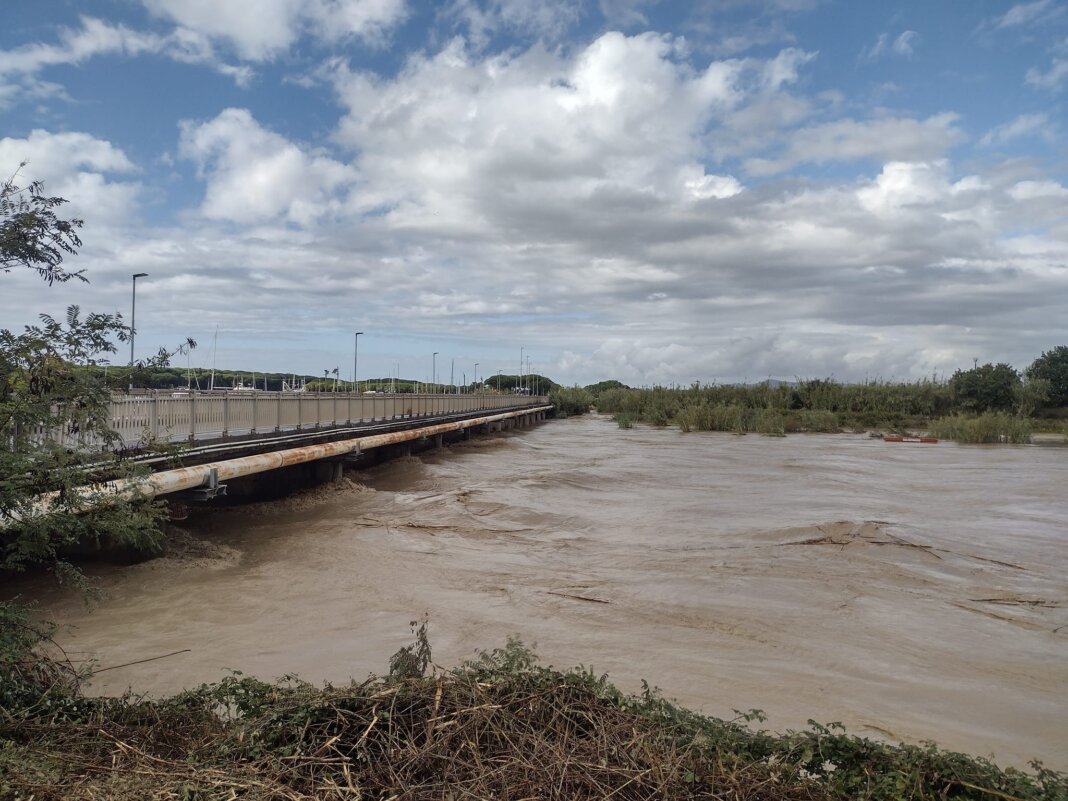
[[928, 413, 1033, 444], [2, 635, 1065, 801]]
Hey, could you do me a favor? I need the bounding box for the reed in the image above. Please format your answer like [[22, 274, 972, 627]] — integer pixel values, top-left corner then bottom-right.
[[928, 413, 1033, 444], [799, 409, 840, 432]]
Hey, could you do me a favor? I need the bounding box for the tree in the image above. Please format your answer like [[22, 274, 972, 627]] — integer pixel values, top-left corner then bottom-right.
[[1026, 346, 1068, 409], [948, 362, 1020, 414], [1, 164, 84, 285], [1, 307, 165, 579], [1, 172, 168, 579]]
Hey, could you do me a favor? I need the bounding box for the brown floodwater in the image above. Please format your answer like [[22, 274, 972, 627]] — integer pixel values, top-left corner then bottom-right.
[[8, 415, 1067, 769]]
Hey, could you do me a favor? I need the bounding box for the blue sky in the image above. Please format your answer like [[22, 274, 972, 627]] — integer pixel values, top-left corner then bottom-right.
[[2, 0, 1066, 385]]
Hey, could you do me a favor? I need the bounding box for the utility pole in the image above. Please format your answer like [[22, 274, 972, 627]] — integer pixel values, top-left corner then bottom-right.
[[353, 331, 363, 394], [129, 272, 148, 389]]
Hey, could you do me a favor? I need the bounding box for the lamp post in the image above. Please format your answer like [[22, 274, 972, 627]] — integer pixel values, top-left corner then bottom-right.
[[474, 363, 479, 393], [520, 346, 524, 394], [432, 352, 438, 393], [497, 370, 502, 393], [353, 331, 363, 393], [129, 272, 148, 389]]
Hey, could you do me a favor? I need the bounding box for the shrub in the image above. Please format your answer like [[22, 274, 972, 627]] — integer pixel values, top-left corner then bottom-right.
[[800, 410, 840, 432], [928, 413, 1032, 444], [753, 409, 786, 436], [549, 386, 593, 418]]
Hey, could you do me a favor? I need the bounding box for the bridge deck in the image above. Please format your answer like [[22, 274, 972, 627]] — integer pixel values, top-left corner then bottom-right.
[[102, 391, 546, 451]]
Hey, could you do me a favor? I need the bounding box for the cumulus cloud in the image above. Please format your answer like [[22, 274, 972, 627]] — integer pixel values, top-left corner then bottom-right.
[[141, 0, 407, 60], [0, 130, 142, 225], [3, 24, 1066, 386], [331, 32, 748, 237], [178, 108, 358, 225]]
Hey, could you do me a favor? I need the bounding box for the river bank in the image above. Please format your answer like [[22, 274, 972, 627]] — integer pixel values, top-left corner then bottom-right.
[[6, 416, 1067, 769]]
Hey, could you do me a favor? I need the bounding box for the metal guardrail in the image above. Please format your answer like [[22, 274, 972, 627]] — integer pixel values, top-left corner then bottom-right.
[[102, 392, 547, 449]]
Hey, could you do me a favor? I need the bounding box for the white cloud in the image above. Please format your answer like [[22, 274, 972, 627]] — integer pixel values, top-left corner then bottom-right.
[[1008, 179, 1068, 200], [4, 26, 1067, 387], [598, 0, 659, 28], [141, 0, 407, 60], [893, 31, 919, 56], [979, 112, 1054, 145], [0, 15, 252, 106], [1026, 57, 1068, 90], [332, 32, 748, 234], [860, 30, 919, 62], [441, 0, 583, 47], [744, 113, 965, 175], [995, 0, 1057, 29], [178, 108, 358, 225], [0, 130, 141, 226]]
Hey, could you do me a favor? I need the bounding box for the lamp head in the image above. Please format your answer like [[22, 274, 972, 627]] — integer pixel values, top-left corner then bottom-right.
[[133, 272, 148, 279]]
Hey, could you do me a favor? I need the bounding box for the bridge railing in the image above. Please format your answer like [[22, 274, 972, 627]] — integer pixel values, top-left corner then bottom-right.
[[101, 392, 547, 449]]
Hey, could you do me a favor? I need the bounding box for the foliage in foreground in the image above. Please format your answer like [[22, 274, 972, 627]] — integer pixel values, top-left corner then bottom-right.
[[1, 633, 1064, 801]]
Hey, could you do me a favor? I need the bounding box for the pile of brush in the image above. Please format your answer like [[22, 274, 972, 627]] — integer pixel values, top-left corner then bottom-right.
[[2, 636, 1064, 801]]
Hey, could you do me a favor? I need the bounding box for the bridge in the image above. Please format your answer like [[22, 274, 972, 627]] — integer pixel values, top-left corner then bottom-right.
[[96, 390, 552, 502], [106, 390, 547, 450]]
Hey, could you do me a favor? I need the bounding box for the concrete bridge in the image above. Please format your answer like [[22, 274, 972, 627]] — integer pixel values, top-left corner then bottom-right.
[[98, 391, 552, 501], [107, 390, 547, 450]]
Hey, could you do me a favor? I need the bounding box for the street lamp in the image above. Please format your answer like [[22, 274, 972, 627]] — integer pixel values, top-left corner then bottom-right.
[[129, 272, 148, 388], [474, 363, 479, 393], [432, 352, 438, 393], [353, 331, 363, 393], [520, 346, 524, 394]]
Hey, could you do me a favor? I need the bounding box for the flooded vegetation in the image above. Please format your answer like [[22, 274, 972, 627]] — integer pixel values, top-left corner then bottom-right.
[[592, 379, 1067, 441]]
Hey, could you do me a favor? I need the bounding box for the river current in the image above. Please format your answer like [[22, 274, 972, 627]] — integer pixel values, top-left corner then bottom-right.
[[12, 415, 1068, 768]]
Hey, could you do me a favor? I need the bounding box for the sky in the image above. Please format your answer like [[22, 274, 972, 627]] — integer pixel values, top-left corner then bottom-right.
[[1, 0, 1066, 387]]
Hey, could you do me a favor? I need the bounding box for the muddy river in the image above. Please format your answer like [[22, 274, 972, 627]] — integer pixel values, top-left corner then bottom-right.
[[10, 416, 1067, 768]]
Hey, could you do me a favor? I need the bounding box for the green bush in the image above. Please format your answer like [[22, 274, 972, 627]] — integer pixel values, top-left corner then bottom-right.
[[800, 410, 840, 432], [549, 386, 593, 418]]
